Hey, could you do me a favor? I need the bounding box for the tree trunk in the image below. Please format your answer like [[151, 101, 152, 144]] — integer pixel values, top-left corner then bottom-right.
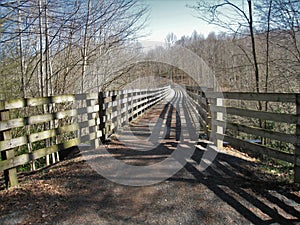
[[38, 0, 44, 97], [18, 0, 26, 98], [81, 0, 91, 93], [264, 0, 272, 94], [247, 0, 260, 94]]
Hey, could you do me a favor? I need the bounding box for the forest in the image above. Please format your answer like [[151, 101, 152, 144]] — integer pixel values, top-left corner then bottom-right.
[[0, 0, 299, 100], [0, 0, 148, 99]]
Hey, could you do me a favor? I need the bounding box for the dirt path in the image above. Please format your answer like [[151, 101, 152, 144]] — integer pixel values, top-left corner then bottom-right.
[[0, 89, 299, 225]]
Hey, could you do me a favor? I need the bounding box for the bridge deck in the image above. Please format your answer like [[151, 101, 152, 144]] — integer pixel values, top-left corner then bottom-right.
[[0, 89, 299, 224], [80, 87, 207, 186], [107, 88, 200, 166]]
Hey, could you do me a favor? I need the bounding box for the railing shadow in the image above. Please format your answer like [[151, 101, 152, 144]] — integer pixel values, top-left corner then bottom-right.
[[168, 147, 300, 225], [101, 87, 300, 224], [1, 87, 299, 224]]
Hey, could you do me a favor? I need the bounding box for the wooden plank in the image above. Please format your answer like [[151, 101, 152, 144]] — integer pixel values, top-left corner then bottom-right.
[[14, 145, 58, 169], [28, 114, 53, 124], [77, 105, 98, 115], [295, 94, 300, 183], [0, 118, 25, 131], [80, 130, 101, 143], [61, 138, 80, 149], [192, 101, 208, 121], [103, 90, 118, 98], [207, 92, 296, 103], [51, 95, 75, 103], [27, 95, 74, 106], [0, 123, 79, 152], [0, 110, 18, 187], [186, 94, 205, 121], [56, 109, 77, 119], [0, 136, 27, 152], [24, 97, 50, 107], [81, 134, 92, 143], [59, 123, 80, 133], [215, 120, 298, 145], [223, 92, 296, 102], [3, 95, 76, 110], [75, 93, 87, 101], [218, 134, 298, 165], [98, 92, 106, 142], [4, 99, 25, 110], [75, 93, 98, 101], [211, 106, 297, 124], [193, 95, 207, 107], [215, 98, 224, 149], [29, 129, 56, 143], [0, 145, 56, 171], [86, 92, 98, 100], [77, 107, 87, 115], [0, 137, 80, 171], [79, 120, 89, 129]]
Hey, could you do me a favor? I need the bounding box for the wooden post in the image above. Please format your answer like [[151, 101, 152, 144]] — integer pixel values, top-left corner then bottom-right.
[[206, 88, 213, 140], [210, 97, 217, 145], [147, 89, 150, 111], [98, 92, 106, 143], [87, 98, 95, 148], [132, 91, 136, 119], [128, 91, 132, 122], [0, 109, 18, 188], [125, 90, 129, 124], [117, 91, 121, 129], [216, 97, 224, 150], [138, 89, 142, 116], [294, 94, 300, 183], [93, 97, 100, 149]]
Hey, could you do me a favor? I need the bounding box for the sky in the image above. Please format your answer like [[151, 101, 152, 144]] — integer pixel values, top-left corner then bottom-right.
[[139, 0, 223, 43]]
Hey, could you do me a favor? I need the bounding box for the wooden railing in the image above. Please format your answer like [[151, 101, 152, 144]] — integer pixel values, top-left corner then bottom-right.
[[186, 86, 300, 183], [2, 84, 299, 186], [185, 86, 212, 139], [0, 86, 170, 188]]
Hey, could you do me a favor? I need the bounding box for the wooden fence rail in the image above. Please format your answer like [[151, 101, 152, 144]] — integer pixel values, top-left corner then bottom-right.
[[0, 86, 170, 188], [2, 84, 299, 186], [186, 86, 300, 183]]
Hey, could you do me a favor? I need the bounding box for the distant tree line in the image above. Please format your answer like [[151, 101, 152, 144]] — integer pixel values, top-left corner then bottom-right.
[[131, 0, 299, 93], [1, 0, 298, 100], [182, 0, 299, 93]]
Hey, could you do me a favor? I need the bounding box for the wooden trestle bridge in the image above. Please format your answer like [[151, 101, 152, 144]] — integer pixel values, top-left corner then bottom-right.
[[0, 85, 299, 188]]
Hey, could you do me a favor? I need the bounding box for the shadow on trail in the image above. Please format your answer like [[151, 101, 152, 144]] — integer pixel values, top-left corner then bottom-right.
[[100, 87, 300, 224], [168, 147, 300, 225], [1, 88, 299, 225]]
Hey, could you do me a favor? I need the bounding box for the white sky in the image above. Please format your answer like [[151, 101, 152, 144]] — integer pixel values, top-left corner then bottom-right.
[[139, 0, 224, 43]]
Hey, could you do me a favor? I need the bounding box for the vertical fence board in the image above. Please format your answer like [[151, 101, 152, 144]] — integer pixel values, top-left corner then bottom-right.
[[294, 94, 300, 183], [0, 110, 18, 188], [216, 97, 224, 150], [98, 92, 106, 143]]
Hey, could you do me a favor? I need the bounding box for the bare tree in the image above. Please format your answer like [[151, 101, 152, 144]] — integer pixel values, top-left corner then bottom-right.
[[257, 0, 300, 92], [0, 0, 148, 98], [165, 32, 177, 47], [190, 0, 261, 93]]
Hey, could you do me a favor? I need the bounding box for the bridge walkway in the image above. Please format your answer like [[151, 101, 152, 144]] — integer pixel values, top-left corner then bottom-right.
[[0, 88, 299, 224]]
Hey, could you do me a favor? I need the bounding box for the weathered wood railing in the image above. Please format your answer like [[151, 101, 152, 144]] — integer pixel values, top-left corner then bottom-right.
[[185, 86, 212, 139], [186, 86, 300, 183], [0, 86, 170, 188]]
